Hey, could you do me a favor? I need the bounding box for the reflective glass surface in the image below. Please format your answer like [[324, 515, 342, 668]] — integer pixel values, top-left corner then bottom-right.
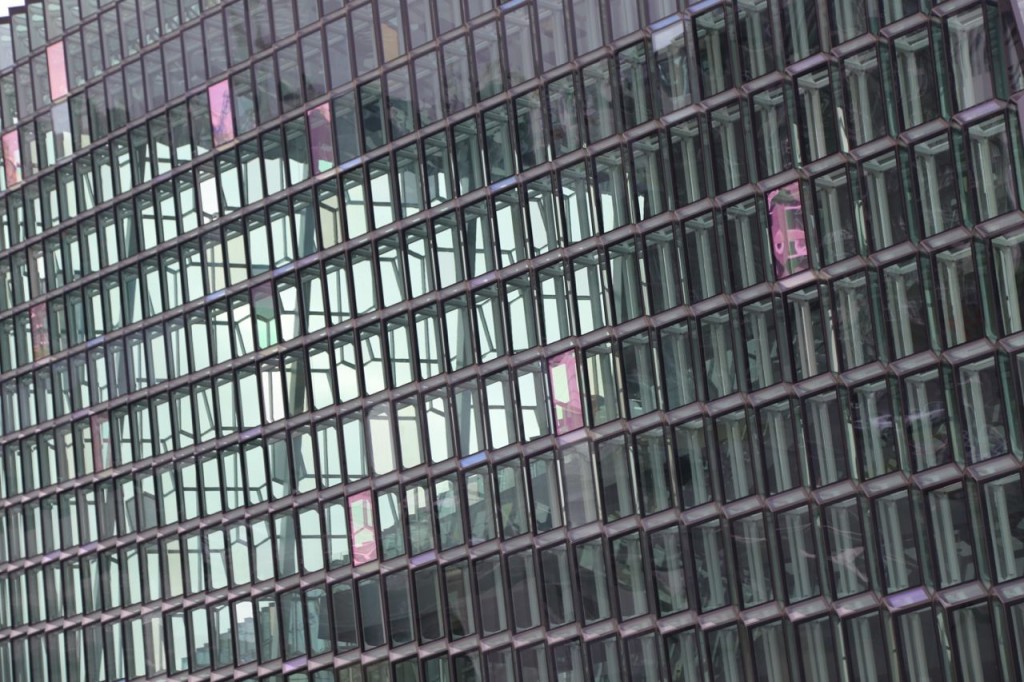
[[0, 0, 1024, 681]]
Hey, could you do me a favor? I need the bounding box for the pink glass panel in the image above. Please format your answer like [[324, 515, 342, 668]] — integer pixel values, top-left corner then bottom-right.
[[549, 350, 584, 435], [349, 491, 378, 565], [767, 182, 808, 278], [2, 131, 21, 187], [91, 413, 111, 471], [47, 41, 68, 100], [208, 79, 235, 147], [308, 103, 335, 174], [30, 303, 49, 359]]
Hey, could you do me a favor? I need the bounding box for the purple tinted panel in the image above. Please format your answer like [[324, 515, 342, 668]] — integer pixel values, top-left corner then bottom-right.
[[47, 42, 68, 100], [886, 587, 930, 610], [349, 491, 379, 565], [549, 350, 584, 434], [2, 131, 20, 187], [308, 103, 335, 173], [30, 304, 49, 359], [767, 181, 808, 278], [208, 79, 236, 146]]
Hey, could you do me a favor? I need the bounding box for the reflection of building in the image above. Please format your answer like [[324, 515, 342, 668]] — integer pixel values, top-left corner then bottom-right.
[[767, 182, 806, 277], [1, 0, 1024, 681]]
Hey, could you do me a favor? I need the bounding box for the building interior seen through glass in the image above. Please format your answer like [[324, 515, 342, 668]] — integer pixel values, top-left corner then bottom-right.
[[0, 0, 1023, 680]]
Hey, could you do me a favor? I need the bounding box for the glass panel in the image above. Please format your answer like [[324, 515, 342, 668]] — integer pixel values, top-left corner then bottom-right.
[[825, 498, 868, 598], [733, 514, 772, 607], [583, 59, 616, 144], [897, 608, 944, 681], [844, 612, 891, 682], [575, 537, 611, 624], [875, 492, 921, 593], [612, 532, 647, 620], [797, 68, 838, 163], [952, 603, 1003, 680], [508, 549, 541, 632], [208, 80, 234, 146], [650, 525, 687, 616], [588, 637, 621, 682], [377, 489, 404, 561], [969, 116, 1017, 221], [435, 475, 465, 550], [992, 228, 1024, 334], [881, 258, 930, 360], [947, 9, 995, 111], [665, 629, 704, 681], [759, 400, 801, 494], [444, 561, 475, 639], [959, 357, 1012, 462], [707, 626, 743, 682], [936, 244, 984, 348], [534, 639, 572, 681], [674, 419, 712, 508], [902, 368, 950, 471], [549, 350, 583, 434], [701, 309, 738, 400], [541, 544, 575, 627], [983, 475, 1024, 582], [798, 618, 840, 681], [634, 428, 671, 515], [717, 410, 755, 502], [710, 102, 749, 192], [780, 0, 820, 63], [661, 320, 699, 408], [928, 484, 977, 588], [541, 77, 578, 162], [778, 505, 819, 603], [842, 48, 886, 147], [851, 379, 896, 477], [47, 41, 67, 100], [692, 520, 729, 612], [618, 44, 650, 130], [3, 131, 21, 186], [308, 103, 333, 173], [475, 555, 507, 636], [561, 443, 598, 528], [913, 134, 961, 237], [696, 9, 733, 98], [597, 436, 635, 522], [529, 452, 563, 533], [349, 491, 378, 566], [894, 28, 939, 129], [358, 576, 386, 649], [465, 467, 495, 544]]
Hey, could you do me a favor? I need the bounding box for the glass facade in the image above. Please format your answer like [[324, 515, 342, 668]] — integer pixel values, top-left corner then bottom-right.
[[0, 0, 1022, 680]]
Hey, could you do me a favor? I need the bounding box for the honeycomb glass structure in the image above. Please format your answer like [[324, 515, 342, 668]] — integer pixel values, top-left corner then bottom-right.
[[0, 0, 1024, 680]]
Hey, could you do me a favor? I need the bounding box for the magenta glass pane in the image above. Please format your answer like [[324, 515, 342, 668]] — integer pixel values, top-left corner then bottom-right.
[[308, 103, 335, 174], [767, 181, 808, 278], [2, 131, 21, 187], [208, 79, 236, 146], [349, 491, 378, 565], [47, 41, 68, 100], [30, 303, 49, 359], [549, 351, 584, 434]]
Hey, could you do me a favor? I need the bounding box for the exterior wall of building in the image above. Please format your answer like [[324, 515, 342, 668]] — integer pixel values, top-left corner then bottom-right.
[[0, 0, 1023, 680]]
